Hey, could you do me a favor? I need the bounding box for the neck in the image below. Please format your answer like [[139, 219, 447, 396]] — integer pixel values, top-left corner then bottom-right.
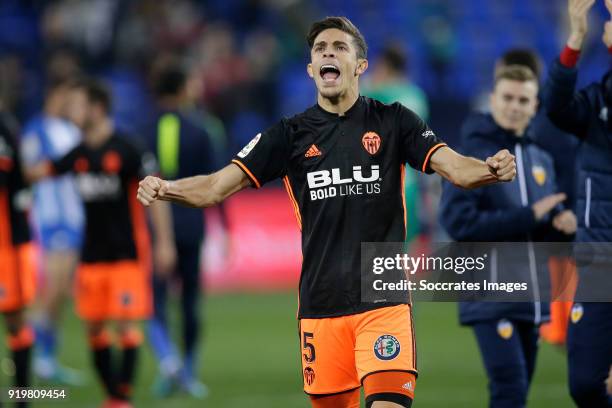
[[317, 86, 359, 116], [492, 113, 526, 137], [157, 95, 184, 111], [84, 118, 113, 148], [509, 124, 526, 137]]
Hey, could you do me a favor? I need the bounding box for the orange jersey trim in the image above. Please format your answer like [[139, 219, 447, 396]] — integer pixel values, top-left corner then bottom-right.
[[89, 330, 113, 349], [0, 157, 13, 172], [7, 326, 34, 350], [0, 189, 11, 248], [283, 176, 302, 230], [231, 159, 261, 189], [421, 143, 447, 173]]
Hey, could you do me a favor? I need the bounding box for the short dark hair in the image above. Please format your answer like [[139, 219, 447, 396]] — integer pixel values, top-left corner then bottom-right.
[[497, 48, 542, 79], [307, 17, 367, 59], [80, 78, 112, 113], [154, 65, 186, 97], [45, 76, 80, 97], [380, 44, 407, 73], [494, 64, 538, 85]]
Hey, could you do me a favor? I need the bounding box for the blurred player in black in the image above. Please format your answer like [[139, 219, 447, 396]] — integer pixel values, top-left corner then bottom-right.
[[28, 79, 175, 408], [0, 99, 36, 408]]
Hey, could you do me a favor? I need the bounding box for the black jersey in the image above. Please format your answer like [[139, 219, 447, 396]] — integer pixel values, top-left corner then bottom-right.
[[232, 96, 446, 318], [0, 113, 31, 246], [52, 133, 158, 263]]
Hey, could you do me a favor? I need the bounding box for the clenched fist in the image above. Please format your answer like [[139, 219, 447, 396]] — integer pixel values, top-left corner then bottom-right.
[[486, 149, 516, 182], [137, 175, 170, 206]]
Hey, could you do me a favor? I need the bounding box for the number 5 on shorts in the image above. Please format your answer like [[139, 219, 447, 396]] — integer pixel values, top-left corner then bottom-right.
[[303, 332, 315, 363]]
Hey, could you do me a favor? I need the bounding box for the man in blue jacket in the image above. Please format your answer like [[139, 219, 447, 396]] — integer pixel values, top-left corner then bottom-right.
[[543, 0, 612, 406], [145, 64, 227, 398], [496, 49, 578, 347], [440, 65, 577, 408]]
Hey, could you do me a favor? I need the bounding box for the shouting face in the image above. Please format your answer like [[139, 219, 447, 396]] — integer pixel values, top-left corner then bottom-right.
[[307, 28, 367, 101]]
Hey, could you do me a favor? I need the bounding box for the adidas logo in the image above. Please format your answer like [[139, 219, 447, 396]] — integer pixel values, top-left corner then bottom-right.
[[402, 381, 413, 391], [305, 144, 322, 158]]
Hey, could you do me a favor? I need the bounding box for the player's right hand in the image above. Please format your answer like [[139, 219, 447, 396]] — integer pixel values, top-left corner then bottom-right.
[[568, 0, 595, 49], [532, 193, 567, 221], [486, 149, 516, 182], [137, 175, 170, 207]]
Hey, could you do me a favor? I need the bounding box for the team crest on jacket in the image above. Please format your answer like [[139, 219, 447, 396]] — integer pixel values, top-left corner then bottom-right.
[[532, 165, 546, 186], [571, 303, 584, 323], [362, 132, 381, 155], [374, 335, 401, 360], [497, 319, 513, 339]]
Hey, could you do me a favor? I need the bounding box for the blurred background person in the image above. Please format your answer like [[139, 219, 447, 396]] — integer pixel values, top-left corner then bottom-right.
[[19, 76, 85, 385], [0, 95, 37, 407], [495, 48, 578, 348], [544, 0, 612, 405], [27, 78, 175, 408], [145, 62, 228, 398], [364, 42, 438, 248], [365, 42, 429, 119], [440, 65, 576, 408], [496, 48, 579, 217]]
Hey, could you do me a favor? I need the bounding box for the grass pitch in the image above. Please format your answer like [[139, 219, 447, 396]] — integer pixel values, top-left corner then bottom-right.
[[20, 292, 571, 407]]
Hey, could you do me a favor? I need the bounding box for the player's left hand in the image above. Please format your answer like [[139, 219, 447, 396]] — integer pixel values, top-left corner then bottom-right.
[[486, 149, 516, 182], [553, 209, 577, 234]]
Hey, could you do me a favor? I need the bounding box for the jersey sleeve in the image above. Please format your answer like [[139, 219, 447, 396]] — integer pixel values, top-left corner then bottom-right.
[[231, 120, 290, 188], [395, 103, 446, 174]]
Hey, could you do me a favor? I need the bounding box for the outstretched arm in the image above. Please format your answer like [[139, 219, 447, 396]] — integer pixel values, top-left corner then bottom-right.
[[137, 163, 251, 208], [543, 0, 596, 136], [429, 146, 516, 189]]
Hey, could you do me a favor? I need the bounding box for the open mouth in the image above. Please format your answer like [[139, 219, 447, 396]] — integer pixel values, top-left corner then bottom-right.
[[320, 64, 340, 83]]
